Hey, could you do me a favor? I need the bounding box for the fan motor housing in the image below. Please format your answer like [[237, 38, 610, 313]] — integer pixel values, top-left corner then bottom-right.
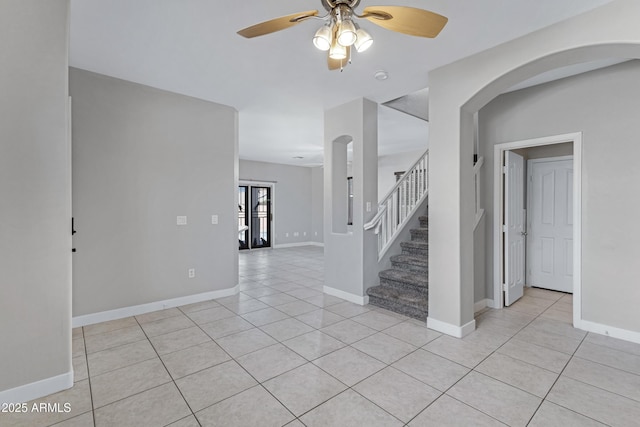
[[321, 0, 361, 12]]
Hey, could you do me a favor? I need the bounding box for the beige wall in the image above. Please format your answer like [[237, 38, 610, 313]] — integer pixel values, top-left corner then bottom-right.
[[0, 0, 72, 400], [71, 68, 238, 317]]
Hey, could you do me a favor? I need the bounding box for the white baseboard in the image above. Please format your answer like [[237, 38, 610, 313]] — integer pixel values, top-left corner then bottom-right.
[[427, 317, 476, 338], [273, 241, 324, 249], [576, 319, 640, 345], [474, 299, 495, 313], [72, 285, 239, 328], [323, 286, 369, 306], [0, 371, 73, 405]]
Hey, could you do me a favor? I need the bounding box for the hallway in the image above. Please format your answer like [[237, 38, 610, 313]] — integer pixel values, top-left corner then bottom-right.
[[3, 246, 640, 426]]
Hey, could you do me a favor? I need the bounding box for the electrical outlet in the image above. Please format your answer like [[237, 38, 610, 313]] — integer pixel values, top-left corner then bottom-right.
[[315, 231, 318, 236], [211, 215, 218, 225], [177, 216, 187, 225], [366, 202, 372, 212], [188, 268, 195, 278], [293, 232, 299, 237], [303, 232, 306, 236], [285, 232, 289, 237]]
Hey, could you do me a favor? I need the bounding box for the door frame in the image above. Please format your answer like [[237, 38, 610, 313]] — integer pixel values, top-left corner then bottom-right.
[[493, 132, 582, 327], [239, 180, 275, 250], [526, 155, 574, 291]]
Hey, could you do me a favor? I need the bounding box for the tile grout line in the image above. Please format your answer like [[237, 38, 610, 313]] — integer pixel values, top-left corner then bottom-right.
[[83, 326, 98, 427], [133, 315, 203, 427], [405, 297, 564, 426], [522, 328, 599, 426]]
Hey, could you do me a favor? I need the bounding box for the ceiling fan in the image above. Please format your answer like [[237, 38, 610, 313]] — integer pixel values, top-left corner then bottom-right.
[[237, 0, 448, 71]]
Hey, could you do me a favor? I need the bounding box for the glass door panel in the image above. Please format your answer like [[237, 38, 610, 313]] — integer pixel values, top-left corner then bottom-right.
[[250, 186, 271, 248], [238, 186, 249, 250], [238, 185, 271, 250]]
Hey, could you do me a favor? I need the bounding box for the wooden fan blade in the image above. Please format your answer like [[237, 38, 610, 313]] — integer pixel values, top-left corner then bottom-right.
[[327, 46, 350, 71], [328, 56, 341, 70], [362, 6, 448, 38], [237, 10, 319, 38]]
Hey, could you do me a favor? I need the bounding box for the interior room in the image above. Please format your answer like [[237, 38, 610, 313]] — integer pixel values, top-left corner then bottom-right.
[[2, 0, 640, 425]]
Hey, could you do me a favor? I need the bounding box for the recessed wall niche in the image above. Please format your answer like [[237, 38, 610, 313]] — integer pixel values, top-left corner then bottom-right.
[[331, 134, 353, 234]]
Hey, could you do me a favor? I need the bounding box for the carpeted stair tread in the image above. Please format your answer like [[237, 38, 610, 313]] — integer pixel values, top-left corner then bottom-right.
[[400, 241, 428, 251], [390, 254, 428, 268], [400, 241, 429, 256], [369, 208, 429, 320], [410, 227, 429, 242], [379, 268, 428, 287], [367, 286, 428, 320]]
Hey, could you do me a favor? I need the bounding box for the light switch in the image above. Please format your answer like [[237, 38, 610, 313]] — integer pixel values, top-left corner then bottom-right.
[[211, 215, 219, 225], [366, 202, 372, 212], [177, 216, 187, 225]]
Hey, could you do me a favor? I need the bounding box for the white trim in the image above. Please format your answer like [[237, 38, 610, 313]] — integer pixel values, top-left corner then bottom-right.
[[427, 317, 476, 338], [239, 179, 277, 186], [72, 286, 239, 328], [323, 286, 369, 306], [273, 242, 323, 249], [572, 139, 583, 327], [576, 319, 640, 345], [493, 132, 582, 314], [474, 298, 492, 313], [0, 371, 73, 405]]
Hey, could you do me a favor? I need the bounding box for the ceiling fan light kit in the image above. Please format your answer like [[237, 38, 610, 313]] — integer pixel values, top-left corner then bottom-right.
[[313, 24, 333, 51], [237, 0, 448, 71], [354, 27, 373, 53]]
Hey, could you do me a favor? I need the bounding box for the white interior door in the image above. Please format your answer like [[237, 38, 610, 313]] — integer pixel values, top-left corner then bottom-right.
[[504, 151, 526, 306], [527, 157, 573, 293]]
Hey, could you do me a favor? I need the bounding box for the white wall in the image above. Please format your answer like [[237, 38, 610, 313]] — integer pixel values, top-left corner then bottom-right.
[[71, 68, 238, 317], [311, 166, 324, 244], [479, 60, 640, 332], [0, 0, 72, 401], [239, 160, 315, 246]]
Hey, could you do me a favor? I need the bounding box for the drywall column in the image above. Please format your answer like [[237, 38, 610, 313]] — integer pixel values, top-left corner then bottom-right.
[[324, 99, 378, 303], [0, 0, 72, 402], [426, 103, 477, 336]]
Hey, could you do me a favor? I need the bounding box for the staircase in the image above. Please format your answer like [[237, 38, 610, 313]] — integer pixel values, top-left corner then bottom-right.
[[367, 214, 429, 320]]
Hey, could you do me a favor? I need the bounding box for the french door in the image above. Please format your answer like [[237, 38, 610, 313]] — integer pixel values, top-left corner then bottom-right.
[[238, 185, 272, 250]]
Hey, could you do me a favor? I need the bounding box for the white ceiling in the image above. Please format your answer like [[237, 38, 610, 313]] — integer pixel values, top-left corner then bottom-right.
[[69, 0, 612, 167]]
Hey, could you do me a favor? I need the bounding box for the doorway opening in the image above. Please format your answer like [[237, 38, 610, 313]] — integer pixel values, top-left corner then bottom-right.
[[494, 132, 582, 325], [239, 183, 273, 250]]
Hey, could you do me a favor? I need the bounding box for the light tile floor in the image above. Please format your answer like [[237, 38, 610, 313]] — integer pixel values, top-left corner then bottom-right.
[[3, 246, 640, 426]]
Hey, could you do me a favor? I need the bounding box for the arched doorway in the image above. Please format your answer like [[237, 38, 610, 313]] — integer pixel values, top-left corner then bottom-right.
[[426, 0, 640, 341]]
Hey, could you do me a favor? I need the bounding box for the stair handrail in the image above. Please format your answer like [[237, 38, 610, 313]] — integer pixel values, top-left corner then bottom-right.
[[365, 150, 429, 258], [363, 204, 387, 234]]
